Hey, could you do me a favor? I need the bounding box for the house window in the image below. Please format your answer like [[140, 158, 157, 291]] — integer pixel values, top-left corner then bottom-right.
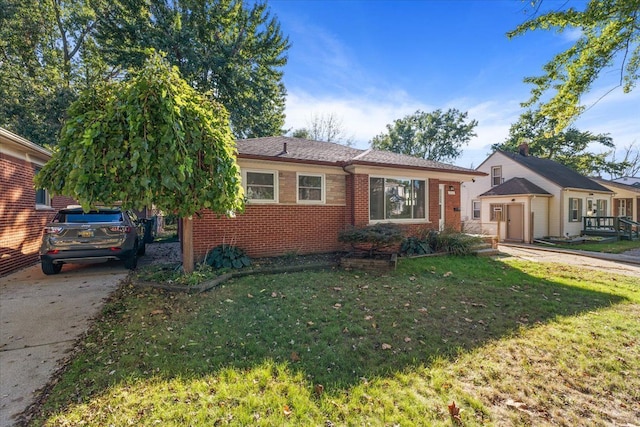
[[596, 199, 607, 216], [472, 200, 481, 220], [568, 198, 582, 222], [34, 167, 50, 207], [370, 177, 426, 221], [618, 199, 628, 217], [489, 204, 504, 221], [491, 166, 502, 187], [297, 173, 324, 203], [244, 170, 278, 202]]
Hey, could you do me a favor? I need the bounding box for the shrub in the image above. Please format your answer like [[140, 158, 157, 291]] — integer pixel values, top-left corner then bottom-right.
[[339, 223, 404, 257], [400, 236, 433, 256], [427, 230, 483, 256], [205, 244, 251, 269]]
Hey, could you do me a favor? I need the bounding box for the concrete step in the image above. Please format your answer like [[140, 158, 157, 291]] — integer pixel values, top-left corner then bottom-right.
[[474, 248, 500, 257]]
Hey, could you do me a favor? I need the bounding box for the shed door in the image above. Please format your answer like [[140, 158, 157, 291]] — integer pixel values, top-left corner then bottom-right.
[[507, 204, 524, 242]]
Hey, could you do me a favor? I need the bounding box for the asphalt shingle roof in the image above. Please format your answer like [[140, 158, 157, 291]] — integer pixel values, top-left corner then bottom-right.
[[236, 136, 481, 175], [479, 177, 552, 197], [498, 150, 612, 192]]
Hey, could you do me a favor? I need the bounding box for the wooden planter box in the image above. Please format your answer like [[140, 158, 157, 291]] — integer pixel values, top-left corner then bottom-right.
[[340, 253, 397, 273]]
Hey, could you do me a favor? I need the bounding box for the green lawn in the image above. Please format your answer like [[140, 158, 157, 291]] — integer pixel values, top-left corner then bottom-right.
[[31, 256, 640, 426]]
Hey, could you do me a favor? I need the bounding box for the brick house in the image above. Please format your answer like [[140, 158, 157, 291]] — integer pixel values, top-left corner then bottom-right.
[[192, 136, 484, 260], [0, 128, 75, 276]]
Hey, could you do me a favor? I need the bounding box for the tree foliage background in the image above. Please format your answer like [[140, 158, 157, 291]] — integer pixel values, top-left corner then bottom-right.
[[509, 0, 640, 132], [34, 53, 244, 218], [493, 111, 625, 176], [0, 0, 289, 146], [370, 109, 478, 163], [290, 113, 355, 146]]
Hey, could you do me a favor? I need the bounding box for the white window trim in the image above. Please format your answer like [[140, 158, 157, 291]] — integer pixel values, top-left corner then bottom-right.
[[472, 200, 481, 220], [491, 166, 502, 187], [368, 175, 429, 223], [296, 172, 325, 204], [34, 166, 52, 209], [242, 169, 279, 203]]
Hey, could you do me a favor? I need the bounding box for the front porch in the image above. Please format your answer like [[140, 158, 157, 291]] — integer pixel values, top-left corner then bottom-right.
[[582, 216, 640, 241]]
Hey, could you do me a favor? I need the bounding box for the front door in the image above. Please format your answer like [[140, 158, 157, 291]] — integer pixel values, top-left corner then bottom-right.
[[438, 184, 445, 231], [506, 204, 524, 242]]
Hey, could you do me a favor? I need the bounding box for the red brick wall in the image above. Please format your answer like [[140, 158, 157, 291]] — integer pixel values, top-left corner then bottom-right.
[[191, 174, 464, 261], [0, 154, 75, 276], [193, 204, 349, 260]]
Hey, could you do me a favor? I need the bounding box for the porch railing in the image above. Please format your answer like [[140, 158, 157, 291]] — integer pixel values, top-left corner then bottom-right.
[[582, 216, 640, 240]]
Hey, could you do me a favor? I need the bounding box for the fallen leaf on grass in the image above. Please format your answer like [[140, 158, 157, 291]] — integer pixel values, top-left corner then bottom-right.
[[505, 399, 528, 411], [364, 315, 373, 320], [290, 352, 300, 362], [447, 401, 462, 423], [443, 271, 452, 277], [314, 384, 324, 396], [283, 405, 292, 416], [333, 303, 342, 309], [150, 310, 164, 316], [381, 343, 392, 350], [404, 337, 411, 343]]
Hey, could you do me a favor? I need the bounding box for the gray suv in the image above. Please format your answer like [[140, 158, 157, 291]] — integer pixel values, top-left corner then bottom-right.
[[39, 206, 146, 275]]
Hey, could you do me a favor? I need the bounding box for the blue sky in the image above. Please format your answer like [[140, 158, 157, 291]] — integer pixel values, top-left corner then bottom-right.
[[267, 0, 639, 170]]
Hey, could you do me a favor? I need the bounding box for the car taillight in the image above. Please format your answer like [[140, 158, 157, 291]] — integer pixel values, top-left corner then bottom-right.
[[44, 226, 63, 234], [108, 226, 132, 233]]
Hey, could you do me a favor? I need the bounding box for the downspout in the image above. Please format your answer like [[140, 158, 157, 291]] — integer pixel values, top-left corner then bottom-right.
[[341, 162, 356, 226]]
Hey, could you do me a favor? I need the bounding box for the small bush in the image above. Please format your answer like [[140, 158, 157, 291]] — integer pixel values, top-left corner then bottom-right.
[[205, 244, 251, 269], [400, 236, 433, 256], [339, 223, 404, 257], [427, 230, 483, 256]]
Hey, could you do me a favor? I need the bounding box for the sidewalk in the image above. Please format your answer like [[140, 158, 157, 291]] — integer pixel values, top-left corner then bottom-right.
[[499, 242, 640, 266]]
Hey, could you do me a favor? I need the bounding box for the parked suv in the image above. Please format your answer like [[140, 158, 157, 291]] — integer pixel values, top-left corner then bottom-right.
[[39, 206, 146, 275]]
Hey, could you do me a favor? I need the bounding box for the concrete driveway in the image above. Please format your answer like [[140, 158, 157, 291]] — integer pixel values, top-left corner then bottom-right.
[[0, 261, 127, 427]]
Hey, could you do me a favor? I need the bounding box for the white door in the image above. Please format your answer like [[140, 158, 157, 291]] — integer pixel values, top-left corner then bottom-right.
[[438, 184, 445, 231]]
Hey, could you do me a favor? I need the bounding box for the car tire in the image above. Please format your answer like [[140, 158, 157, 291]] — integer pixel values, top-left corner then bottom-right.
[[42, 261, 62, 275], [124, 243, 138, 270]]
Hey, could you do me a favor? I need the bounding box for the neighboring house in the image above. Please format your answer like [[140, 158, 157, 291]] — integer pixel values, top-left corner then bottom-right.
[[0, 128, 75, 276], [612, 176, 640, 188], [192, 136, 485, 260], [461, 145, 613, 242], [593, 178, 640, 222]]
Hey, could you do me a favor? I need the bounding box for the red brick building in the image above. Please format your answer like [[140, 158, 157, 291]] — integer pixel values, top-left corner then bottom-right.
[[0, 128, 74, 276], [192, 137, 485, 260]]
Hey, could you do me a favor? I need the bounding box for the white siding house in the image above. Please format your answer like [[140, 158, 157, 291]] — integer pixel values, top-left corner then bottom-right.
[[461, 147, 613, 242]]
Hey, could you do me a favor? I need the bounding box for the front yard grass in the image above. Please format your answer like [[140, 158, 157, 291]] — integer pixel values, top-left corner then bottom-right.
[[30, 256, 640, 426], [540, 239, 640, 254]]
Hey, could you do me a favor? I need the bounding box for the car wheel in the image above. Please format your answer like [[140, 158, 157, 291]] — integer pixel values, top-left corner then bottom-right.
[[42, 261, 62, 275], [137, 240, 146, 256], [124, 243, 138, 270]]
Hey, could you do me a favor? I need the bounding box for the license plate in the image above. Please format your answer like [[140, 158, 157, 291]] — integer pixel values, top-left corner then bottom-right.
[[78, 230, 94, 238]]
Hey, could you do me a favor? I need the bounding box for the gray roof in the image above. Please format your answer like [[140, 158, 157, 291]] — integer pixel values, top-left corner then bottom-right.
[[237, 136, 482, 175], [498, 150, 612, 192], [592, 177, 640, 194], [479, 177, 552, 197]]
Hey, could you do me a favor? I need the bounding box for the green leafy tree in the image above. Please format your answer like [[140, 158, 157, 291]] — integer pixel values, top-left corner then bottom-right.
[[493, 111, 626, 176], [35, 53, 244, 272], [95, 0, 289, 139], [371, 109, 478, 163], [0, 0, 108, 146], [508, 0, 640, 131]]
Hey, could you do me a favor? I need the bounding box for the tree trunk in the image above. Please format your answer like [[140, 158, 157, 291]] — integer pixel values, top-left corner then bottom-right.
[[182, 216, 194, 274]]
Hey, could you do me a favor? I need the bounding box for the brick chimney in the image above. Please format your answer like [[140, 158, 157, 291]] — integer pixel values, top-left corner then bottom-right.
[[518, 142, 529, 156]]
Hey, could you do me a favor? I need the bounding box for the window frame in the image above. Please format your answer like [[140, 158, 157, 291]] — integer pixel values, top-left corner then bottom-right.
[[34, 166, 51, 208], [296, 173, 325, 204], [242, 169, 279, 203], [369, 176, 428, 222], [596, 199, 607, 216], [568, 197, 583, 222], [491, 166, 502, 187], [472, 200, 481, 220]]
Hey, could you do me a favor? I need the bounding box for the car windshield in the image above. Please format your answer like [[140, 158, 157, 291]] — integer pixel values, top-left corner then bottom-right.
[[57, 212, 123, 223]]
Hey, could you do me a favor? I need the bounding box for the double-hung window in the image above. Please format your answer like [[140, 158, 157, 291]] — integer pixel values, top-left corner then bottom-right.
[[491, 166, 502, 187], [568, 198, 582, 222], [370, 177, 426, 221], [244, 170, 278, 202], [472, 200, 481, 220], [297, 173, 324, 203]]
